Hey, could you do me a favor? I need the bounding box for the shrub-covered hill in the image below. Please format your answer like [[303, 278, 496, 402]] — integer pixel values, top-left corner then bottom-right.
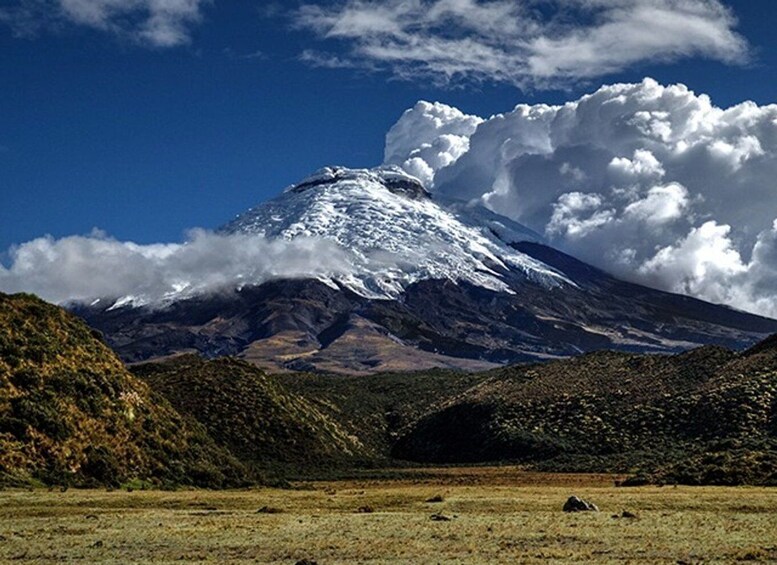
[[391, 342, 777, 485], [0, 293, 247, 488], [131, 355, 370, 473], [275, 369, 492, 459]]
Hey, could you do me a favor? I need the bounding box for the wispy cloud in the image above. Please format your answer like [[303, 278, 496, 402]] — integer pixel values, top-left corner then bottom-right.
[[0, 0, 209, 47], [293, 0, 749, 89]]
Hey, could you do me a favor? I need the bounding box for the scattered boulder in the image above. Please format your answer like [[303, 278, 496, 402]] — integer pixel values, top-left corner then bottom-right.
[[356, 505, 374, 514], [295, 560, 318, 565], [425, 495, 445, 503], [257, 506, 283, 514], [563, 496, 599, 512], [430, 513, 452, 521], [621, 510, 638, 519]]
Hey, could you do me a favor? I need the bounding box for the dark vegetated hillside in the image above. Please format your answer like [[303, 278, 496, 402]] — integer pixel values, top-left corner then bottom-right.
[[132, 355, 372, 474], [391, 343, 777, 485], [0, 293, 248, 488], [276, 368, 492, 460]]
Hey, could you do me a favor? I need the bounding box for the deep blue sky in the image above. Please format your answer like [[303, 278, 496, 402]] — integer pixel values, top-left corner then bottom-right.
[[0, 0, 775, 251]]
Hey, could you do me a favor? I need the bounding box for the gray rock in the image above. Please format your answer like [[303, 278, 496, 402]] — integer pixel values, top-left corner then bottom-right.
[[563, 496, 599, 512]]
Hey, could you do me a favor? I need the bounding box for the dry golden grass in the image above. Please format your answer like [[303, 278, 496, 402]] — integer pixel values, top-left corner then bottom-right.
[[1, 468, 776, 564]]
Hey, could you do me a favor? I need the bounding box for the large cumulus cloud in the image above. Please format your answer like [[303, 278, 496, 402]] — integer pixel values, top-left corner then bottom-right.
[[384, 101, 483, 188], [387, 78, 777, 316]]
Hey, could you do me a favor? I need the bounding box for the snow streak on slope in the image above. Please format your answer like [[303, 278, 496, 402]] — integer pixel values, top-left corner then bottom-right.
[[221, 166, 568, 299]]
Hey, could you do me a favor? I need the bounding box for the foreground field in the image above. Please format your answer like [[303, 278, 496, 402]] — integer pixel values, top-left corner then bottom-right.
[[1, 469, 776, 564]]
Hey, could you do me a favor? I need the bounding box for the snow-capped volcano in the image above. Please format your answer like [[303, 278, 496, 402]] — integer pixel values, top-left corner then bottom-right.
[[77, 165, 777, 375], [220, 166, 568, 299]]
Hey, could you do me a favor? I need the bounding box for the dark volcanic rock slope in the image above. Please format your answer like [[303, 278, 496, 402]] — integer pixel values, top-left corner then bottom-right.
[[77, 257, 777, 374]]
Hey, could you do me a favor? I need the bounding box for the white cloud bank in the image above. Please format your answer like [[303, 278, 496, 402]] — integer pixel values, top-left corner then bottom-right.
[[0, 229, 352, 306], [0, 0, 208, 47], [386, 78, 777, 317], [384, 101, 484, 188], [294, 0, 748, 88]]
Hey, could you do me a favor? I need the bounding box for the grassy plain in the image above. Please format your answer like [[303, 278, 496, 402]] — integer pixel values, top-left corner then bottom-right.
[[1, 468, 776, 564]]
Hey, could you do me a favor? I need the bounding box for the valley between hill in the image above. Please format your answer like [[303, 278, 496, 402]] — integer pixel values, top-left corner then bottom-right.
[[3, 290, 777, 488]]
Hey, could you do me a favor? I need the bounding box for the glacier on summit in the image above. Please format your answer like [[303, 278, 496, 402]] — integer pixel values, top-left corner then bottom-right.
[[221, 166, 568, 300]]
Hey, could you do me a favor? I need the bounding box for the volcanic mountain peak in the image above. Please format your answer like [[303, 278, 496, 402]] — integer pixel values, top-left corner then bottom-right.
[[220, 166, 569, 299], [78, 166, 777, 374]]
